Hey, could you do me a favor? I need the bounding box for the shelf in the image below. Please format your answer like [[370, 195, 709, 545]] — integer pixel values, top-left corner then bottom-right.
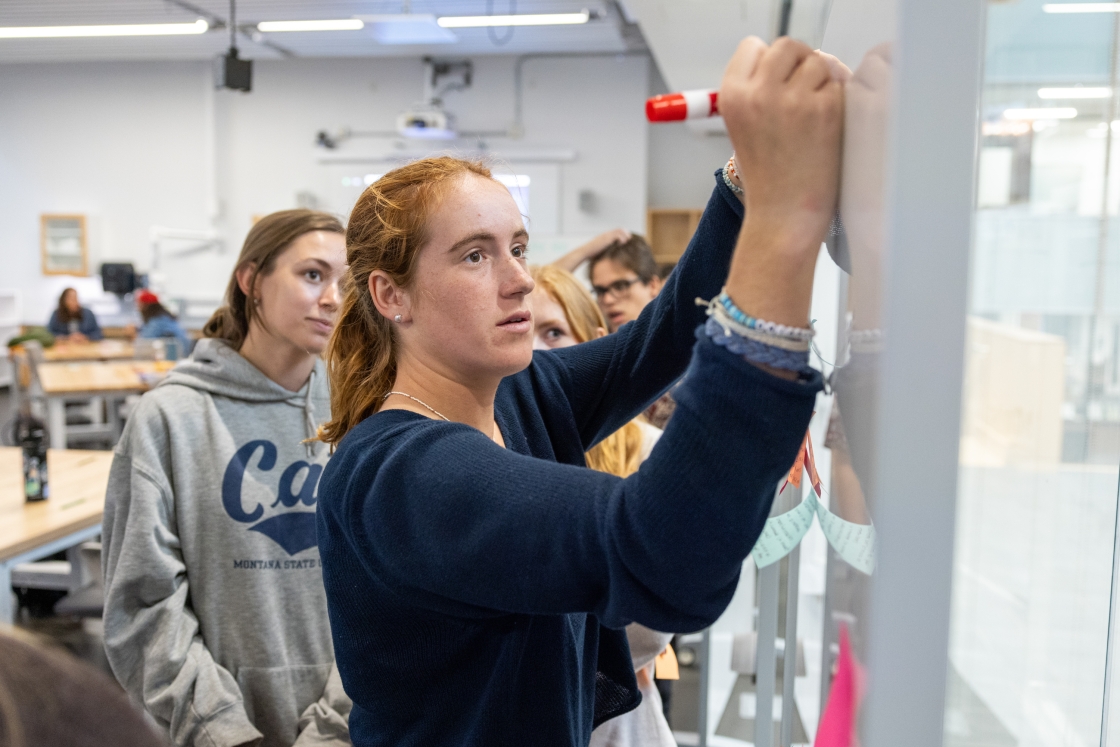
[[646, 208, 704, 264]]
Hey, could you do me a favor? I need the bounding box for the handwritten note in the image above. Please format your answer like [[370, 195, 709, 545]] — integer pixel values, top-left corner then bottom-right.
[[753, 428, 876, 574]]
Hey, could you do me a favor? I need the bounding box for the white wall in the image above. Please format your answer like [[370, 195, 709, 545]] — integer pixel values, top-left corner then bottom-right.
[[0, 61, 212, 324], [0, 54, 651, 325], [645, 59, 734, 210]]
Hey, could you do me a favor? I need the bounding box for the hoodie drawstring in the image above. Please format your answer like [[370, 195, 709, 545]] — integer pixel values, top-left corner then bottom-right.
[[303, 367, 318, 458]]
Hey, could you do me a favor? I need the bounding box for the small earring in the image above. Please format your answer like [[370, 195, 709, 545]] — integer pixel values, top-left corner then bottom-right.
[[394, 314, 402, 323]]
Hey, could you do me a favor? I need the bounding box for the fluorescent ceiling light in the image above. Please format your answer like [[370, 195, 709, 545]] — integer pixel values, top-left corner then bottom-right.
[[0, 19, 208, 38], [1043, 3, 1120, 11], [257, 19, 364, 32], [1038, 86, 1111, 98], [359, 15, 457, 44], [437, 11, 590, 27], [1003, 107, 1078, 119]]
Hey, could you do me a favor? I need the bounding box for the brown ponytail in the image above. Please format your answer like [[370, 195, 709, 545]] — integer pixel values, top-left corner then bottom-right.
[[318, 156, 493, 446], [529, 264, 646, 478], [203, 209, 345, 349]]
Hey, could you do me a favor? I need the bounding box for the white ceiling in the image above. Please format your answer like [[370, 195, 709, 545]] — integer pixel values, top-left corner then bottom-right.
[[0, 1, 639, 62]]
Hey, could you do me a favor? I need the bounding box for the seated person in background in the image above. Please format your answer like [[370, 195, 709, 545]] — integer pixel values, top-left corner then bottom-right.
[[135, 289, 192, 356], [102, 209, 352, 747], [530, 264, 676, 747], [0, 628, 165, 747], [47, 287, 103, 342]]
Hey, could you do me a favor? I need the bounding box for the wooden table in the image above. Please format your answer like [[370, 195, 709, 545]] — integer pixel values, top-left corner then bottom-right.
[[41, 340, 135, 362], [0, 448, 112, 623], [37, 360, 174, 449]]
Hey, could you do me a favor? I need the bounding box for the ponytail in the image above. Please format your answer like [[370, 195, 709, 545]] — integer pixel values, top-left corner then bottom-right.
[[318, 156, 493, 446]]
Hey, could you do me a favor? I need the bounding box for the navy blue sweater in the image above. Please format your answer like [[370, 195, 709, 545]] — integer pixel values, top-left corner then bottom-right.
[[317, 174, 823, 747]]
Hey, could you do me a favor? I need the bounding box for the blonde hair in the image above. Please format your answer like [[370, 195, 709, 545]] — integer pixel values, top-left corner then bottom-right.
[[318, 156, 493, 446], [530, 265, 645, 478]]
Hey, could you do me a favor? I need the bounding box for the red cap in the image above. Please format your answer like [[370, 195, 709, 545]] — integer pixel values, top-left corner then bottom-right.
[[136, 290, 159, 305]]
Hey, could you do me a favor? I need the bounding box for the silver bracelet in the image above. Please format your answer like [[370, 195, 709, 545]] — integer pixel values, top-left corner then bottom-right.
[[721, 157, 744, 196]]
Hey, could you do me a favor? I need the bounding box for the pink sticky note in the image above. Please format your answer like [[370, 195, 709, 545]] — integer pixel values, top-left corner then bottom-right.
[[815, 623, 865, 747]]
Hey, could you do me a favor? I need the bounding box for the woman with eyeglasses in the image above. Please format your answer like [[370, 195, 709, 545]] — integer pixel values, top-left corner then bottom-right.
[[315, 36, 841, 747]]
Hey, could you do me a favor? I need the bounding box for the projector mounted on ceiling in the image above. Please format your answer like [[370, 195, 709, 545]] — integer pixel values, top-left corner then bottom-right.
[[394, 58, 473, 139], [215, 0, 251, 92]]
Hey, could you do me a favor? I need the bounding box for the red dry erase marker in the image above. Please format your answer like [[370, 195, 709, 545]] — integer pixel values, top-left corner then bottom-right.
[[646, 89, 719, 122]]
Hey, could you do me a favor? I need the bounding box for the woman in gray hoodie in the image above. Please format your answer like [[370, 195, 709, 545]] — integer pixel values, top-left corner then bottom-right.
[[101, 210, 351, 747]]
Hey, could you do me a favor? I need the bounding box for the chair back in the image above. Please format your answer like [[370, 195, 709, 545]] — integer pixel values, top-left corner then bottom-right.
[[135, 336, 184, 362]]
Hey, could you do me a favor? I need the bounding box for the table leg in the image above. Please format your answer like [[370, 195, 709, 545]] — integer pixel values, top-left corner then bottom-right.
[[108, 395, 123, 445], [48, 396, 66, 449], [0, 560, 13, 625]]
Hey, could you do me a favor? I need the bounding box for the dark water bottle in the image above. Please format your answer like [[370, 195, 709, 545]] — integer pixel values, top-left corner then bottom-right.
[[15, 409, 49, 502]]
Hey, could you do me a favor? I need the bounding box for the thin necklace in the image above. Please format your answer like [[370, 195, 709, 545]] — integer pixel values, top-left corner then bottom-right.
[[383, 391, 450, 421], [383, 390, 502, 444]]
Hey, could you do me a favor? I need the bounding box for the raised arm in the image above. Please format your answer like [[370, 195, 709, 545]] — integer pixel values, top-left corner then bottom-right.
[[320, 340, 818, 633], [541, 37, 840, 445], [551, 228, 632, 273], [540, 175, 744, 448]]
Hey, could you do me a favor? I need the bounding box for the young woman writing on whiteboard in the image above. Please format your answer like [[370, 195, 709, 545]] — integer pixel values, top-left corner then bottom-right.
[[316, 36, 842, 747]]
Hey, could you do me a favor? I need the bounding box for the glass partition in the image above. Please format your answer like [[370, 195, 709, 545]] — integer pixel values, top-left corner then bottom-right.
[[674, 1, 898, 743], [946, 2, 1120, 745]]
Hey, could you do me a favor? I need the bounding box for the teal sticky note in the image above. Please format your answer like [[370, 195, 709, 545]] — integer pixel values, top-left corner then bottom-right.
[[751, 494, 818, 569], [815, 501, 876, 575]]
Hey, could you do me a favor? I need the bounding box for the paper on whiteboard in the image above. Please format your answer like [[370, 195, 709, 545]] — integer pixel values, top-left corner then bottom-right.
[[751, 493, 876, 575]]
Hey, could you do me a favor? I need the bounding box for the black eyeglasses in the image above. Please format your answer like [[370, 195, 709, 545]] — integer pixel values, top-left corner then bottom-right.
[[592, 277, 643, 300]]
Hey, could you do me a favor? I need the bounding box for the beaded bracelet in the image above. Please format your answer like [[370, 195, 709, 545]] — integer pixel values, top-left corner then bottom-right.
[[722, 157, 744, 196], [848, 328, 884, 354], [715, 290, 814, 341], [708, 302, 810, 351], [706, 318, 811, 371]]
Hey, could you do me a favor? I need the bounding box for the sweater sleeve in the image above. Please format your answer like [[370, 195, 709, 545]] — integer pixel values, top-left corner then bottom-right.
[[325, 337, 820, 632], [102, 446, 263, 747], [548, 173, 744, 449]]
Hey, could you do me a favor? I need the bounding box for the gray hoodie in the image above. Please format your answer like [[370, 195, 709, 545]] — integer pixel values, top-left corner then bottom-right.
[[102, 338, 350, 747]]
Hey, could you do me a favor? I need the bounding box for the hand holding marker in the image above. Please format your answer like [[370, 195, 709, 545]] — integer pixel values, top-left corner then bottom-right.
[[645, 4, 851, 124]]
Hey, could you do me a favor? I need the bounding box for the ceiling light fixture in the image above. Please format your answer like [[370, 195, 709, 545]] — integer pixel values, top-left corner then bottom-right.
[[1042, 3, 1120, 11], [1038, 86, 1112, 98], [437, 11, 591, 28], [0, 19, 208, 38], [1003, 107, 1078, 119], [359, 15, 457, 44], [257, 19, 364, 32]]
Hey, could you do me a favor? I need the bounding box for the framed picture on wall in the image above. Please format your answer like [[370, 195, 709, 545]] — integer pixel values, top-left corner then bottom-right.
[[41, 214, 88, 276]]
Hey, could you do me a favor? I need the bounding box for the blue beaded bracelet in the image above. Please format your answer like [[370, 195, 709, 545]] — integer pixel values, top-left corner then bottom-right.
[[706, 317, 812, 372], [715, 291, 814, 341]]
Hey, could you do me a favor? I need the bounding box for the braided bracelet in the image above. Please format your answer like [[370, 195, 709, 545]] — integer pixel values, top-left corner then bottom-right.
[[706, 318, 811, 372]]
